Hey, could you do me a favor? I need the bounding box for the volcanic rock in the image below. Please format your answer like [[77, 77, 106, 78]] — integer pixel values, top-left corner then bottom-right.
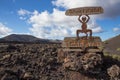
[[80, 53, 103, 74], [63, 52, 103, 74], [107, 65, 120, 80]]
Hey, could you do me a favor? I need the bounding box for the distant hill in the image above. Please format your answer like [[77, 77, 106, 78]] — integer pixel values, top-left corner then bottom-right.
[[0, 34, 61, 43], [104, 34, 120, 54]]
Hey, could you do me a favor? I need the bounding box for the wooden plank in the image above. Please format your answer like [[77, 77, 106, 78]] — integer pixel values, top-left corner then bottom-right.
[[65, 7, 104, 16], [62, 48, 101, 52], [62, 48, 83, 51], [87, 49, 101, 52], [62, 36, 102, 48]]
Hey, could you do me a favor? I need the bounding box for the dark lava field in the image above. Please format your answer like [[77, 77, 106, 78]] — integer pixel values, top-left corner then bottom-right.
[[0, 43, 120, 80], [0, 43, 63, 80]]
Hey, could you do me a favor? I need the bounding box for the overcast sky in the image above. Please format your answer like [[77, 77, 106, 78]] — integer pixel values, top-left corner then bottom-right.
[[0, 0, 120, 40]]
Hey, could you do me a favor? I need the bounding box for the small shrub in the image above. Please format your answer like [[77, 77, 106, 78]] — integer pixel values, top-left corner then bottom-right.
[[112, 55, 118, 59], [117, 48, 120, 51], [104, 52, 120, 61], [103, 41, 108, 44]]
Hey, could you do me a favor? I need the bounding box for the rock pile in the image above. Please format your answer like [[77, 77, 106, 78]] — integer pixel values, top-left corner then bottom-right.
[[107, 65, 120, 80], [63, 53, 80, 71], [63, 52, 103, 74], [80, 53, 103, 73]]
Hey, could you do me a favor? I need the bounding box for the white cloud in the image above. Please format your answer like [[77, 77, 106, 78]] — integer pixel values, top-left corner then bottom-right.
[[18, 0, 120, 39], [28, 8, 103, 39], [52, 0, 120, 18], [28, 9, 77, 39], [52, 0, 99, 9], [113, 27, 120, 32], [19, 17, 26, 20], [18, 9, 31, 16], [0, 23, 12, 37], [88, 21, 103, 33]]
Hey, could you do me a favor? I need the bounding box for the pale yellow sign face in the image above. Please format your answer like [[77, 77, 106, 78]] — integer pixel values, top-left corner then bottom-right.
[[65, 7, 104, 16]]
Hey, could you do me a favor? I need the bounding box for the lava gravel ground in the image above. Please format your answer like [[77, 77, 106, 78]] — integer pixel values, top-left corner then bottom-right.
[[0, 43, 120, 80], [0, 43, 64, 80]]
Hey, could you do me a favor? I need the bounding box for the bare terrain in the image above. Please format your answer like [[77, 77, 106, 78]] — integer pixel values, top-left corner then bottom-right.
[[0, 34, 120, 80], [0, 42, 119, 80], [104, 34, 120, 55]]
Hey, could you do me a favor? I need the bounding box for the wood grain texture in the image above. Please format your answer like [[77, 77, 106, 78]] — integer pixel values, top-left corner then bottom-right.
[[65, 7, 104, 16]]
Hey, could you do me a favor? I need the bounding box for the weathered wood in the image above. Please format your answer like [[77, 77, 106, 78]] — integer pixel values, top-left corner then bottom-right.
[[62, 48, 101, 52], [87, 49, 102, 52], [65, 7, 103, 16], [62, 48, 83, 52], [62, 36, 102, 48]]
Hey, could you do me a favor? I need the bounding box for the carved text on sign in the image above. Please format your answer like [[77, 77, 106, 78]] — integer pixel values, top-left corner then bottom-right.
[[65, 7, 103, 16], [65, 40, 102, 48], [62, 37, 102, 48]]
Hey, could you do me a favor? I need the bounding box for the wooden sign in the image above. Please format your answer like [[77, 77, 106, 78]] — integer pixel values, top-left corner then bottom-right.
[[62, 37, 102, 48], [65, 7, 104, 16]]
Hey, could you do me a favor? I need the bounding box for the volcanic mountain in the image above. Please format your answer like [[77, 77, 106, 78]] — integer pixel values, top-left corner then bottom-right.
[[104, 34, 120, 55], [0, 34, 61, 43]]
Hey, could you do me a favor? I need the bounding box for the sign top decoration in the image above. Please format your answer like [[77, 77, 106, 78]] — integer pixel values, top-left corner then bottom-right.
[[65, 7, 104, 16]]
